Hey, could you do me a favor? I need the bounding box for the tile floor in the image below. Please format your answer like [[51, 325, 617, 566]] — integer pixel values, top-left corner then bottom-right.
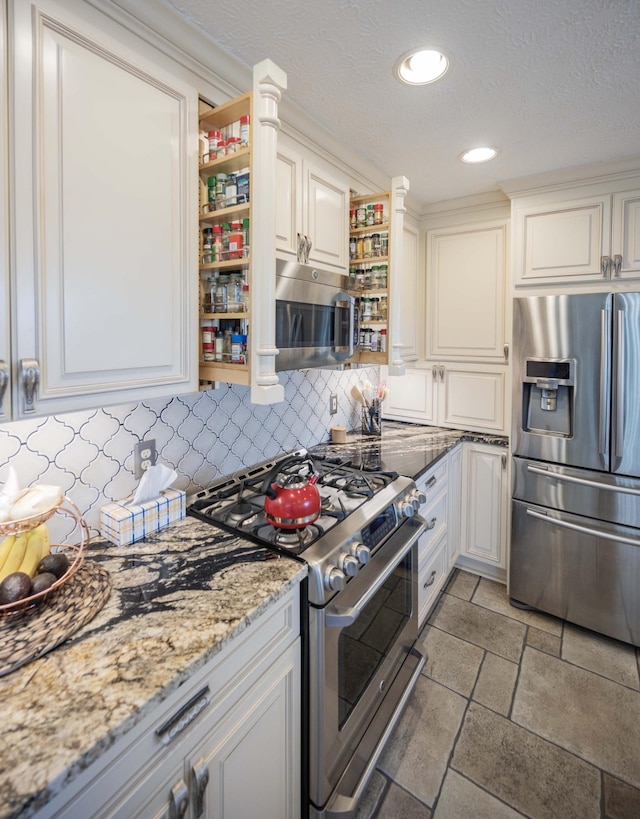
[[356, 569, 640, 819]]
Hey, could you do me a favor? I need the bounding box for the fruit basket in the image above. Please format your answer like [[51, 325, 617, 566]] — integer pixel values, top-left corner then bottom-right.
[[0, 497, 90, 615]]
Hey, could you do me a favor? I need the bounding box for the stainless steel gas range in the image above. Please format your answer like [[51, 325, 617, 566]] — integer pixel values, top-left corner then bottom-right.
[[187, 449, 427, 819]]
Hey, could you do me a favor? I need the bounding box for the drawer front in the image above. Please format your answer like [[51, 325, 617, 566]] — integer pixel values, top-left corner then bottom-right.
[[417, 458, 448, 500], [418, 489, 448, 559], [418, 532, 447, 626]]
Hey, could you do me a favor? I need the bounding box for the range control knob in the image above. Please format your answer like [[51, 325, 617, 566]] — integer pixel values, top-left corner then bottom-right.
[[341, 554, 359, 577], [351, 542, 371, 565], [415, 491, 427, 506], [325, 566, 346, 592], [399, 501, 415, 518]]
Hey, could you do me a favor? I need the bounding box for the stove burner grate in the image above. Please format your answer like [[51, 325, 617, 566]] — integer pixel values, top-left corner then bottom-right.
[[254, 523, 324, 550]]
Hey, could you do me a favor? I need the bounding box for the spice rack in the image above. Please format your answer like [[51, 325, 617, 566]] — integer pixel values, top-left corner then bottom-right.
[[349, 191, 391, 364], [198, 93, 252, 386]]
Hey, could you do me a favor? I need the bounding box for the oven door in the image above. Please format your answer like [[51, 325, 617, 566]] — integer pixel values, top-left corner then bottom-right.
[[309, 515, 425, 814]]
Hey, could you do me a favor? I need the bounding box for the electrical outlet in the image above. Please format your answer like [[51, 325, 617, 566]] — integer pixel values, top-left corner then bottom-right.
[[330, 394, 338, 415], [134, 439, 157, 479]]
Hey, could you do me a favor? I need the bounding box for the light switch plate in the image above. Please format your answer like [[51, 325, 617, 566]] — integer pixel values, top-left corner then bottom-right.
[[330, 394, 338, 415]]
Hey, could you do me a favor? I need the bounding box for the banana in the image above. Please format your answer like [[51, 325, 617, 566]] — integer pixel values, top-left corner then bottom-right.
[[32, 524, 50, 561], [0, 531, 29, 582], [18, 526, 48, 579], [0, 535, 16, 573]]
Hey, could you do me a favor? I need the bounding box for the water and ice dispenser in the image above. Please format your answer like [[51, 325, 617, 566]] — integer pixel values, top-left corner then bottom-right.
[[521, 359, 574, 436]]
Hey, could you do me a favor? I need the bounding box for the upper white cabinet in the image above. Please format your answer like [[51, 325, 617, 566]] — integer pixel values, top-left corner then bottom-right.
[[276, 135, 349, 273], [510, 179, 640, 286], [0, 0, 10, 420], [426, 221, 508, 362], [7, 0, 198, 419]]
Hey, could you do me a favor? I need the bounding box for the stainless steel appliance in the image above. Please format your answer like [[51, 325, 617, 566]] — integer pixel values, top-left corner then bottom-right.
[[188, 451, 426, 818], [275, 259, 358, 371], [511, 293, 640, 646]]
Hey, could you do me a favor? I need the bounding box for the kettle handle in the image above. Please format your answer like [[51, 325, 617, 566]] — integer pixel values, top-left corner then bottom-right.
[[261, 455, 313, 499]]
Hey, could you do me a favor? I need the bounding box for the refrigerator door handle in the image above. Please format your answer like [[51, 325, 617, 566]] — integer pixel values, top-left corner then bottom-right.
[[526, 507, 640, 548], [526, 463, 640, 496], [615, 308, 625, 459], [599, 308, 610, 458]]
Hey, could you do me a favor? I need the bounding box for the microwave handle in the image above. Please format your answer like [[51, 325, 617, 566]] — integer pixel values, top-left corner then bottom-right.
[[333, 292, 355, 359]]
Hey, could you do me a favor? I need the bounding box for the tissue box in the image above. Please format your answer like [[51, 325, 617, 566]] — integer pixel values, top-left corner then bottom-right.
[[100, 489, 186, 546]]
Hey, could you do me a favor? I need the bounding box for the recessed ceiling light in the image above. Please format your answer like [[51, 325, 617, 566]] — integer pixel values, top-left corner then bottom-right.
[[395, 48, 449, 85], [460, 146, 499, 164]]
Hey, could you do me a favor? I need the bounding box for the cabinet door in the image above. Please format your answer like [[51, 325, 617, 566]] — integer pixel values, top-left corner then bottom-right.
[[305, 161, 349, 272], [192, 640, 301, 819], [460, 443, 507, 572], [11, 0, 197, 418], [439, 365, 506, 434], [0, 0, 10, 421], [427, 223, 507, 361], [275, 145, 302, 261], [381, 367, 436, 424], [516, 196, 611, 284], [447, 445, 462, 569], [612, 189, 640, 278]]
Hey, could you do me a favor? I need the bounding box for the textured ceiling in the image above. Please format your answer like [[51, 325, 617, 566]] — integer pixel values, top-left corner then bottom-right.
[[166, 0, 640, 207]]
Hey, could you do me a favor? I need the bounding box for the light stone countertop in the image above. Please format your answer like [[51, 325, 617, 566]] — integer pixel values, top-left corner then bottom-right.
[[0, 516, 306, 818]]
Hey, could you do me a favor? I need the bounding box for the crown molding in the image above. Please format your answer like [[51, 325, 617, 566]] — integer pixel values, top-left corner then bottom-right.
[[500, 156, 640, 199]]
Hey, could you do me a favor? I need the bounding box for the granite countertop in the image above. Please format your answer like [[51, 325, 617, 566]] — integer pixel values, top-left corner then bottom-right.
[[0, 516, 306, 819], [309, 420, 508, 480]]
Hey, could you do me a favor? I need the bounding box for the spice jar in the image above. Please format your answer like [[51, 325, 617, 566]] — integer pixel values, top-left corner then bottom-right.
[[202, 227, 213, 264], [215, 330, 224, 361], [212, 224, 223, 261], [363, 268, 373, 290], [214, 274, 228, 313], [206, 176, 216, 213], [371, 297, 380, 320], [228, 272, 244, 312], [349, 236, 357, 260], [356, 236, 364, 259], [379, 328, 387, 352], [228, 221, 244, 259], [225, 173, 238, 207], [379, 295, 388, 321], [202, 323, 214, 361], [373, 203, 384, 225], [226, 136, 241, 155], [380, 232, 389, 257], [355, 269, 365, 290], [363, 235, 373, 258], [356, 205, 366, 227], [215, 173, 227, 210], [208, 130, 222, 161], [366, 204, 374, 226], [363, 328, 373, 350], [372, 233, 381, 257], [242, 283, 250, 312], [379, 264, 388, 289], [239, 115, 250, 148], [361, 296, 372, 320], [242, 218, 251, 256], [350, 209, 357, 229]]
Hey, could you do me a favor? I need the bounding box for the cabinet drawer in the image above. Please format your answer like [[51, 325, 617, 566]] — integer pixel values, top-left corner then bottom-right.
[[418, 532, 447, 626], [417, 457, 448, 498], [419, 489, 447, 558]]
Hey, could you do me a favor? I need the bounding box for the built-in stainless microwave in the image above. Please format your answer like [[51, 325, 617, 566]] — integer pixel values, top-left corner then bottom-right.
[[275, 259, 358, 372]]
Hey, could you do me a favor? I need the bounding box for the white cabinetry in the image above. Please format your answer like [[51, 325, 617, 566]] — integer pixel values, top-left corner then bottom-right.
[[7, 0, 198, 419], [383, 363, 505, 434], [276, 136, 349, 273], [458, 442, 508, 580], [415, 456, 449, 627], [0, 0, 9, 420], [38, 588, 301, 819], [510, 180, 640, 286]]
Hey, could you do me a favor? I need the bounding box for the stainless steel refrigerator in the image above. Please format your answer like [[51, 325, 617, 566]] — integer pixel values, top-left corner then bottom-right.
[[511, 292, 640, 647]]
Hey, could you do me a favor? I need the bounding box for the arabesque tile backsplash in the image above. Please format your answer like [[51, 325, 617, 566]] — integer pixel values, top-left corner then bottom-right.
[[0, 367, 378, 543]]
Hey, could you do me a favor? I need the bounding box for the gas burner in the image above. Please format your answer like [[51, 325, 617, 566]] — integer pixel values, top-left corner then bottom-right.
[[224, 501, 260, 526], [254, 523, 323, 550], [320, 494, 348, 520]]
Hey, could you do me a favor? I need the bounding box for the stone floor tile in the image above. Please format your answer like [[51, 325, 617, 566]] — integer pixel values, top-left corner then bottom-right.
[[444, 569, 479, 601], [433, 770, 525, 819], [472, 652, 518, 716], [472, 577, 563, 636], [603, 773, 640, 819], [452, 702, 601, 819], [428, 593, 526, 663], [562, 624, 640, 689], [526, 626, 561, 657], [376, 781, 432, 818], [419, 625, 484, 697], [378, 676, 466, 808], [512, 647, 640, 789], [354, 770, 387, 819]]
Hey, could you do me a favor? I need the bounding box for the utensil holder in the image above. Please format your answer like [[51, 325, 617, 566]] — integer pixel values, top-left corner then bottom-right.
[[361, 400, 381, 436]]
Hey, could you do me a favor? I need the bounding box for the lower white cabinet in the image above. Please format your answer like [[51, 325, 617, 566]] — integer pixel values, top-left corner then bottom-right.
[[447, 444, 462, 570], [458, 442, 508, 580], [382, 364, 506, 435], [415, 456, 449, 627], [37, 588, 301, 819]]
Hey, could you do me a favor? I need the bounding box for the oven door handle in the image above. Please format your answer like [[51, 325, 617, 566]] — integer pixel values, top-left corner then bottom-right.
[[324, 515, 426, 629]]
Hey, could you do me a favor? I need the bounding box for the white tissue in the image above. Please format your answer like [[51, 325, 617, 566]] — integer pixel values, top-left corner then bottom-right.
[[128, 464, 178, 506], [0, 466, 21, 522]]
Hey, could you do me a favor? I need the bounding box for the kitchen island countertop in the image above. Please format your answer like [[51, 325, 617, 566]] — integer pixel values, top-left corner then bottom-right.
[[309, 420, 508, 479], [0, 516, 306, 818]]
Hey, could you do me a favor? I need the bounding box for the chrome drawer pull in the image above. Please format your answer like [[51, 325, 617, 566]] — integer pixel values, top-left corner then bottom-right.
[[425, 475, 437, 491], [169, 779, 189, 819], [191, 758, 210, 818], [426, 517, 437, 530], [155, 685, 210, 745], [423, 570, 437, 589]]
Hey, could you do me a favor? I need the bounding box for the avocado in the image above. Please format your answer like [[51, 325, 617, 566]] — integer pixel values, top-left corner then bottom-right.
[[37, 553, 69, 580], [0, 572, 33, 605], [30, 572, 58, 597]]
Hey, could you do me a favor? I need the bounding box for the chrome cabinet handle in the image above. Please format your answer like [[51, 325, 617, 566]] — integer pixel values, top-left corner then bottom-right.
[[438, 365, 445, 382], [432, 365, 437, 380], [615, 308, 624, 459], [601, 255, 611, 277], [613, 254, 622, 277], [598, 308, 610, 458], [501, 452, 507, 470], [526, 507, 640, 548], [0, 361, 9, 417], [155, 685, 210, 745], [425, 475, 437, 491], [18, 358, 39, 414], [526, 462, 640, 496], [191, 758, 210, 818], [504, 343, 509, 362], [169, 779, 190, 819], [423, 570, 437, 589], [426, 516, 437, 530]]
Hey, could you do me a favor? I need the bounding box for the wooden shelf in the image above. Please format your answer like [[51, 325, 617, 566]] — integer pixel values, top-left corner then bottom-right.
[[349, 222, 390, 236], [199, 93, 251, 131], [199, 147, 251, 177], [200, 361, 250, 387], [350, 191, 391, 207], [200, 202, 250, 224], [358, 351, 387, 364], [200, 258, 251, 272], [349, 256, 389, 265], [200, 312, 249, 320]]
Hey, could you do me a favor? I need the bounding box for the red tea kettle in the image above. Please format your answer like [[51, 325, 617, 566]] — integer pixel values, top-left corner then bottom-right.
[[261, 456, 321, 530]]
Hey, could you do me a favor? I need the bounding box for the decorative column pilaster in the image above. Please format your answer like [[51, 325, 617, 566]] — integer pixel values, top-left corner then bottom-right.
[[388, 175, 409, 376]]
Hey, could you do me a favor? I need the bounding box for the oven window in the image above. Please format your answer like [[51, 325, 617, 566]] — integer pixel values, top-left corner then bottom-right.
[[337, 555, 412, 728], [275, 300, 334, 348]]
